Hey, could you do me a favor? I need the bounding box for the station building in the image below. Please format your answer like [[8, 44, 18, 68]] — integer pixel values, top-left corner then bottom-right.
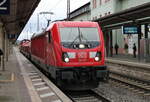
[[91, 0, 150, 54], [70, 2, 91, 21], [70, 0, 150, 62]]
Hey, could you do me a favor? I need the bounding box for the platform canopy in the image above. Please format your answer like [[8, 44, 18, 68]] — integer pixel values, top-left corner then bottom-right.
[[0, 0, 41, 41], [95, 2, 150, 30]]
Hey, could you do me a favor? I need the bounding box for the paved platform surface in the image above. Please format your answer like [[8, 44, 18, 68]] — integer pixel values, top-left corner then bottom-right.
[[0, 50, 32, 102], [107, 54, 140, 62], [106, 54, 150, 82], [0, 47, 72, 102], [106, 54, 150, 67]]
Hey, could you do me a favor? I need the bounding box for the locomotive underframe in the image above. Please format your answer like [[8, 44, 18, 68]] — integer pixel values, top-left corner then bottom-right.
[[31, 55, 109, 90], [56, 66, 108, 81], [52, 66, 108, 90]]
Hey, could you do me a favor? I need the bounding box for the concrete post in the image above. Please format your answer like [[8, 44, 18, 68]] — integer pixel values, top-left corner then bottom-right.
[[104, 30, 110, 57], [138, 25, 141, 61], [110, 30, 113, 57], [8, 40, 11, 55], [5, 32, 8, 61], [0, 22, 5, 71], [2, 26, 5, 71], [145, 24, 148, 39], [0, 22, 3, 69], [9, 41, 12, 55]]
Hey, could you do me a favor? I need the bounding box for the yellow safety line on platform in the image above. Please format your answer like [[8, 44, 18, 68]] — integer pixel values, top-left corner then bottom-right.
[[14, 47, 42, 102], [0, 73, 15, 82], [11, 73, 15, 81]]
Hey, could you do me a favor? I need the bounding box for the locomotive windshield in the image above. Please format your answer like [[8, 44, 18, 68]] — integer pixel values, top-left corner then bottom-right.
[[59, 27, 100, 49]]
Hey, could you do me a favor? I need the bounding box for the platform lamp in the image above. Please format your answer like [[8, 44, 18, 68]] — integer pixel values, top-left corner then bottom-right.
[[148, 25, 150, 32], [37, 11, 54, 32]]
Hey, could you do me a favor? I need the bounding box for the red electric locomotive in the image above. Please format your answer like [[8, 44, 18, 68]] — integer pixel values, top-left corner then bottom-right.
[[31, 21, 108, 90]]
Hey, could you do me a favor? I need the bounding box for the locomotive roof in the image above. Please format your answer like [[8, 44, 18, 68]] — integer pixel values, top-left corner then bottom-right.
[[31, 30, 46, 39], [46, 21, 99, 31], [32, 21, 99, 39]]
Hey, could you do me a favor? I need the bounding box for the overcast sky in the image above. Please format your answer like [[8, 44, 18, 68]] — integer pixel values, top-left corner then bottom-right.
[[18, 0, 90, 40]]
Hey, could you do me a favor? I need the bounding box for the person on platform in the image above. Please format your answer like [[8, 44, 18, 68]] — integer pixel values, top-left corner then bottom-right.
[[124, 43, 128, 54], [0, 49, 3, 56], [0, 49, 3, 66], [133, 43, 137, 58], [114, 43, 119, 55]]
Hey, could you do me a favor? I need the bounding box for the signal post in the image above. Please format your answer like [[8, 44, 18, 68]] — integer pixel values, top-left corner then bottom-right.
[[0, 22, 5, 71]]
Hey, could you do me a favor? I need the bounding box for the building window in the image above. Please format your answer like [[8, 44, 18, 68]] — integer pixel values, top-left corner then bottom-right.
[[105, 0, 110, 3], [105, 13, 107, 16], [93, 17, 95, 20], [99, 0, 102, 5], [99, 14, 102, 18], [93, 0, 97, 9], [108, 12, 111, 15], [93, 16, 97, 20], [95, 16, 97, 20]]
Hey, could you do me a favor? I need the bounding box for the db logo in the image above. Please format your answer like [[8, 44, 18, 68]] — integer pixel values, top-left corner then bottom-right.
[[78, 52, 87, 58]]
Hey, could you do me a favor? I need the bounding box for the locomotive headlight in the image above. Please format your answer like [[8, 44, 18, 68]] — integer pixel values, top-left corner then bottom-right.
[[63, 52, 69, 63], [94, 52, 101, 62], [64, 57, 69, 62], [79, 44, 85, 49], [95, 57, 100, 61]]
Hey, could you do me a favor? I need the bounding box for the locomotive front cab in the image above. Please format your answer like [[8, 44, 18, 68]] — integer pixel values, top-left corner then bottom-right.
[[55, 22, 108, 90], [60, 27, 104, 64]]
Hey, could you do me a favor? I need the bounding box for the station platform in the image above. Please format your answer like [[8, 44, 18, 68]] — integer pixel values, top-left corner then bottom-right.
[[107, 53, 150, 64], [0, 47, 72, 102], [106, 54, 150, 83], [106, 54, 150, 73]]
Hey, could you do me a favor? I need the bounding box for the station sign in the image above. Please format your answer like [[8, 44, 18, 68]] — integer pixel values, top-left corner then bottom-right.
[[122, 25, 139, 34], [0, 0, 10, 14]]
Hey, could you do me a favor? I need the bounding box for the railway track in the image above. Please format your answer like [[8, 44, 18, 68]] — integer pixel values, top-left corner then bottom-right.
[[109, 72, 150, 96], [66, 90, 111, 102], [29, 60, 112, 102], [27, 61, 112, 102]]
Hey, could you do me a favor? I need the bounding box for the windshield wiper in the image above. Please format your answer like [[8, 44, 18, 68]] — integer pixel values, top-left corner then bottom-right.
[[69, 27, 89, 47], [69, 34, 80, 47], [78, 27, 89, 44], [69, 27, 82, 47]]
